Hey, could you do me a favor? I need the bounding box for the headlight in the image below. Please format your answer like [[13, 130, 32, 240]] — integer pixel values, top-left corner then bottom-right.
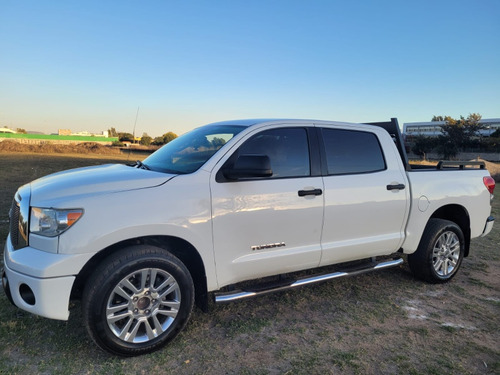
[[30, 207, 83, 237]]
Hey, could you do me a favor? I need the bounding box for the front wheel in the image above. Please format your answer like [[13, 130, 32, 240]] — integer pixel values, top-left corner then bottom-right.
[[82, 245, 194, 356], [408, 218, 465, 283]]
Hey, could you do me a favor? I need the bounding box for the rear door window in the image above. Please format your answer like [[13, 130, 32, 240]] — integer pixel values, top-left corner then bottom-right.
[[321, 128, 386, 175]]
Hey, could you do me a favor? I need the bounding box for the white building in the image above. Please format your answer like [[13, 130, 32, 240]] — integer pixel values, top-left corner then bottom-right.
[[58, 129, 109, 137], [403, 118, 500, 137]]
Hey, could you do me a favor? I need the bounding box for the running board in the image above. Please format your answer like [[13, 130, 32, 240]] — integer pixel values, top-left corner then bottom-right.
[[214, 258, 404, 303]]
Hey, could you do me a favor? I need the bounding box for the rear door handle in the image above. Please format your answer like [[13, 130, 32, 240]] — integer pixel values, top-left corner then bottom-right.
[[298, 188, 323, 197], [386, 184, 405, 191]]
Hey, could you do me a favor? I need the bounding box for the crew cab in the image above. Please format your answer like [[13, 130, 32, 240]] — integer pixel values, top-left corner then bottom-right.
[[2, 118, 495, 356]]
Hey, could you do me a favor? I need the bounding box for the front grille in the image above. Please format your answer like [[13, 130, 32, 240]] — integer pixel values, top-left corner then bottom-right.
[[9, 185, 30, 250], [9, 199, 20, 249]]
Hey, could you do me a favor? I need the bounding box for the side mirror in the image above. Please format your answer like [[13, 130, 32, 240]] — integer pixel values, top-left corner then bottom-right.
[[224, 154, 273, 180]]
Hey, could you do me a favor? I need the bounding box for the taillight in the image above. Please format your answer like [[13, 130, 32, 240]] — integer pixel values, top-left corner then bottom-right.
[[483, 176, 495, 194]]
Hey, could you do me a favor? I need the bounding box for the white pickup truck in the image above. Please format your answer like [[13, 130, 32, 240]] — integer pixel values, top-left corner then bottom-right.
[[2, 118, 495, 356]]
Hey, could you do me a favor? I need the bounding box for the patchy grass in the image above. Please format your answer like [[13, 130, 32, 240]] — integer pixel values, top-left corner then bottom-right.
[[0, 152, 499, 374]]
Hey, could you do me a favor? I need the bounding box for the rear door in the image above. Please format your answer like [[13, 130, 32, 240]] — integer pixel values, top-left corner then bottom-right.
[[210, 125, 324, 287], [318, 125, 409, 266]]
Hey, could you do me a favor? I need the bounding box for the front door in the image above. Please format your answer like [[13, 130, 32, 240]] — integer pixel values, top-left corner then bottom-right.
[[210, 126, 324, 287]]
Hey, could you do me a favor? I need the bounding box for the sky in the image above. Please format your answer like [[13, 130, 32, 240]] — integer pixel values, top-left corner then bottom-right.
[[1, 0, 499, 137]]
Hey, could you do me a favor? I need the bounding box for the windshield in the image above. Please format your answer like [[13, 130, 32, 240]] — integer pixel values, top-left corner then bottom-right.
[[143, 125, 246, 174]]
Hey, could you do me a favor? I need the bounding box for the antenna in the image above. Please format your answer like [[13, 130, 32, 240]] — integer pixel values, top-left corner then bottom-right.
[[132, 106, 140, 144], [126, 106, 140, 162]]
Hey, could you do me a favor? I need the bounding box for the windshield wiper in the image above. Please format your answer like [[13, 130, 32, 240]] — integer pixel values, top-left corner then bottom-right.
[[127, 160, 150, 170]]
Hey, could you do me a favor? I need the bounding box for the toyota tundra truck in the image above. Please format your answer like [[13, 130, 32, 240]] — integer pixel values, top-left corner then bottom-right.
[[2, 118, 495, 356]]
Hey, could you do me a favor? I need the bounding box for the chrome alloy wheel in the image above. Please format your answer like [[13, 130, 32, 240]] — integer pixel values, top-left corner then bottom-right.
[[106, 268, 181, 343], [432, 231, 460, 277]]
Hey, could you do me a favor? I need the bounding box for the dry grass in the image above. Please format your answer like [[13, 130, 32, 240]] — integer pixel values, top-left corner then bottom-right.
[[480, 159, 500, 180], [0, 140, 122, 155]]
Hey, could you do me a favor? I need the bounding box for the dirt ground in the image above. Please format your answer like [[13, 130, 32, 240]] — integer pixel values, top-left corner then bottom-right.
[[0, 152, 498, 374]]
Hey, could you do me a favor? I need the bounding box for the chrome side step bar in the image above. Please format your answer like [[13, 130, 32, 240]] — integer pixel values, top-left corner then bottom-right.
[[215, 258, 404, 303]]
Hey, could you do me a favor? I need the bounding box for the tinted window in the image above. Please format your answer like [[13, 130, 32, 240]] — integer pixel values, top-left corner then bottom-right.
[[237, 128, 310, 178], [322, 129, 386, 175], [144, 125, 245, 174]]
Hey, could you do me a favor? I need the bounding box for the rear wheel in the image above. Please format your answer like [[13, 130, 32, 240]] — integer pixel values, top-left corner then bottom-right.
[[82, 245, 194, 356], [408, 219, 465, 283]]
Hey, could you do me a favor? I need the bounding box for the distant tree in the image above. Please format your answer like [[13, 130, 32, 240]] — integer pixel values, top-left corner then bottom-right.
[[152, 136, 165, 146], [411, 135, 435, 160], [490, 128, 500, 138], [435, 137, 459, 159], [162, 132, 178, 144], [440, 113, 484, 146], [118, 132, 134, 142], [140, 133, 152, 146], [16, 128, 27, 134], [435, 113, 485, 159], [150, 132, 178, 146], [108, 127, 118, 137], [431, 115, 446, 122], [481, 136, 500, 152]]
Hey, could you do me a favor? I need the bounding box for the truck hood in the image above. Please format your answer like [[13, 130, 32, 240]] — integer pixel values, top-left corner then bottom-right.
[[29, 164, 175, 205]]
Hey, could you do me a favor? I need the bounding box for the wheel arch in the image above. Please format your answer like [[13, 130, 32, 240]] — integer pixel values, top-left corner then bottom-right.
[[72, 235, 209, 311], [429, 204, 471, 256]]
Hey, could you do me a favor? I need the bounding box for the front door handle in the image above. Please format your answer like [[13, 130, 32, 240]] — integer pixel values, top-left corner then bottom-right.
[[298, 188, 323, 197], [387, 184, 405, 191]]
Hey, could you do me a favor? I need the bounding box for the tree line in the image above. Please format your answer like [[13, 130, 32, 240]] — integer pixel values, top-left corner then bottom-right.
[[409, 113, 500, 159], [108, 127, 178, 146]]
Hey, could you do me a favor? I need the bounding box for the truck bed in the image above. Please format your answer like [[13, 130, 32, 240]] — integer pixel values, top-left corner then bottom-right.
[[364, 118, 487, 172]]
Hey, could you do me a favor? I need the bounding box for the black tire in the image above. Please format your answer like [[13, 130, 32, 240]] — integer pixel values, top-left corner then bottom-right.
[[408, 218, 465, 283], [82, 245, 194, 356]]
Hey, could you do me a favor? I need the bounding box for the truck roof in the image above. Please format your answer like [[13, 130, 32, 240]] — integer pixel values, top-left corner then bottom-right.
[[207, 118, 376, 128]]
